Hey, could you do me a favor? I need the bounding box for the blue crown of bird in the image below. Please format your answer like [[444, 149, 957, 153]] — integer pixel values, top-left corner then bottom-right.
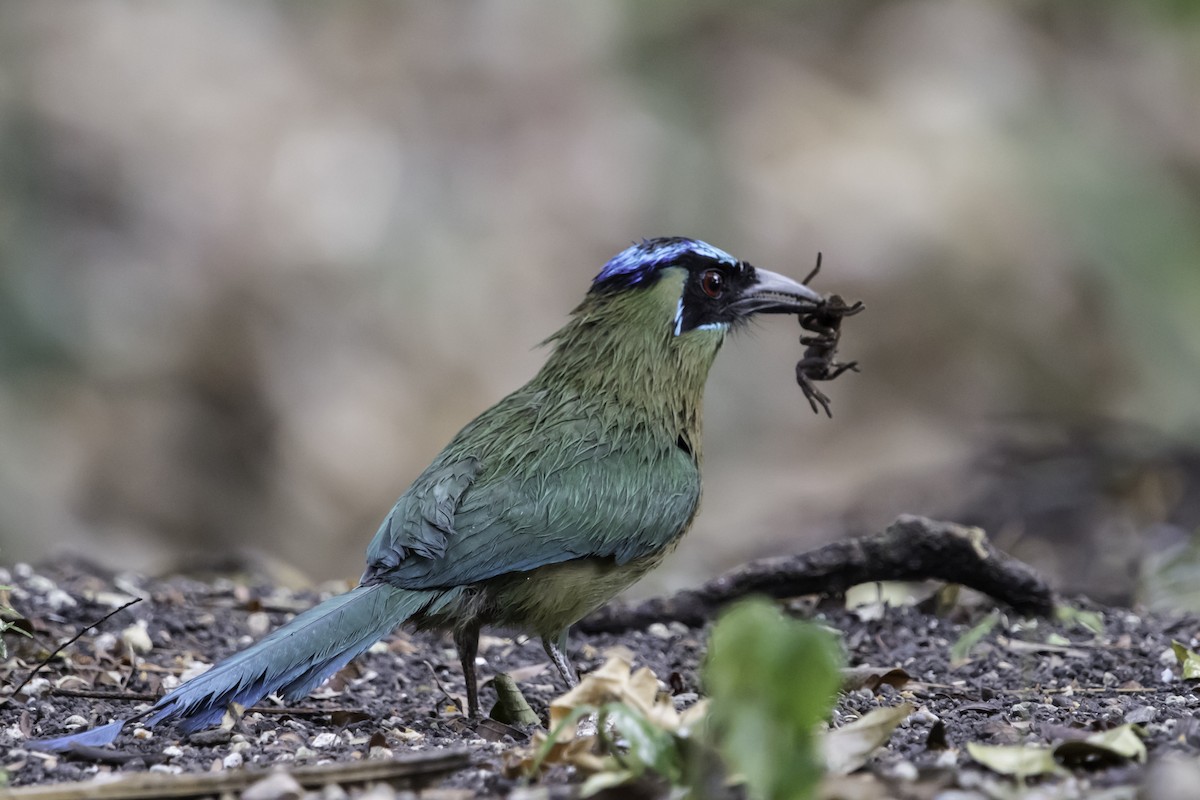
[[32, 237, 840, 751]]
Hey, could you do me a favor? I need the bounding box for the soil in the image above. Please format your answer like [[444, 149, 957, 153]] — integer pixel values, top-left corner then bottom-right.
[[3, 559, 1199, 798]]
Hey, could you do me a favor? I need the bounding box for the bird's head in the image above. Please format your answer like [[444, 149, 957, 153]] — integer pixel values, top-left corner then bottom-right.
[[539, 237, 823, 407], [588, 236, 824, 337]]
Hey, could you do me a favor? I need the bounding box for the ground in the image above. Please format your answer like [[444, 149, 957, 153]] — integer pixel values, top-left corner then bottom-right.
[[2, 558, 1200, 799]]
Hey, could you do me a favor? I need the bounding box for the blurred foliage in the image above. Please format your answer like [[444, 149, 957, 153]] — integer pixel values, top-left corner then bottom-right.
[[706, 599, 843, 800], [521, 600, 844, 799]]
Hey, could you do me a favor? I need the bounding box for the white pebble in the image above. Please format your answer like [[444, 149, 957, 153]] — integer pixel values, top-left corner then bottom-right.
[[647, 622, 672, 639], [246, 612, 272, 637], [121, 621, 153, 654], [311, 732, 339, 749], [162, 746, 183, 758], [223, 751, 244, 769], [132, 728, 152, 741]]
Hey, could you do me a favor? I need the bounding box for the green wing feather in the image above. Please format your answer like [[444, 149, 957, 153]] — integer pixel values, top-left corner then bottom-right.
[[364, 392, 700, 590]]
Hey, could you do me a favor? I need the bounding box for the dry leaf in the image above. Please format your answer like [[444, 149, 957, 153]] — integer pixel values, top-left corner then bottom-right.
[[824, 703, 914, 775], [967, 741, 1062, 778]]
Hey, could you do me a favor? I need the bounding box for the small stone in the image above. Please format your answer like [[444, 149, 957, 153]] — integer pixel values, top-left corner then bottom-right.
[[295, 746, 318, 760], [1127, 706, 1158, 724], [222, 751, 244, 769], [311, 731, 340, 749], [45, 589, 78, 610], [120, 621, 153, 654], [910, 708, 939, 725], [25, 574, 56, 594], [62, 715, 88, 728], [132, 728, 152, 741], [673, 692, 699, 708], [647, 622, 672, 640], [891, 760, 918, 781], [369, 746, 394, 760], [246, 611, 272, 637], [162, 746, 184, 758], [358, 784, 400, 800], [242, 770, 304, 800]]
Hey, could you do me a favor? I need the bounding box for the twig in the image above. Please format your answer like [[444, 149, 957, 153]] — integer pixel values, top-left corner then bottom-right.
[[424, 660, 468, 712], [4, 597, 142, 706], [0, 749, 470, 799], [579, 515, 1056, 633], [47, 688, 365, 718]]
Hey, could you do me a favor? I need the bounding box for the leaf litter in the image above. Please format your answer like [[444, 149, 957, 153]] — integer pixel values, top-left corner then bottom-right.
[[2, 561, 1200, 797]]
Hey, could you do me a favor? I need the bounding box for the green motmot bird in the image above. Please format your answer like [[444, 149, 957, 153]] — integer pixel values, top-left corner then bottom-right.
[[33, 237, 825, 750]]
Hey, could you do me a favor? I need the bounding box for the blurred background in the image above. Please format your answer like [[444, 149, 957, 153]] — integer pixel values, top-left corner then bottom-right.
[[1, 1, 1198, 606]]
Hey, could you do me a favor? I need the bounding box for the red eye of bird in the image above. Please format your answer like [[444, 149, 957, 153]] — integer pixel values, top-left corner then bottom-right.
[[701, 268, 724, 298]]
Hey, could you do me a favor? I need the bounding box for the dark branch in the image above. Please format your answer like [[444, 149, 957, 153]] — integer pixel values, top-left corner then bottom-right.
[[578, 515, 1056, 633]]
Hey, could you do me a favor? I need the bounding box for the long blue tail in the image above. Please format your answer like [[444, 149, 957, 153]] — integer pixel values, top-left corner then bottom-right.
[[32, 582, 457, 751]]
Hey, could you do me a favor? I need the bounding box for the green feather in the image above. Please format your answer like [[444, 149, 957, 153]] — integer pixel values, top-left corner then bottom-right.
[[365, 268, 726, 635]]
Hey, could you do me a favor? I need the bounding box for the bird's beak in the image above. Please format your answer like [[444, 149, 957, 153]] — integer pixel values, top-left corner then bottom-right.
[[734, 266, 824, 316]]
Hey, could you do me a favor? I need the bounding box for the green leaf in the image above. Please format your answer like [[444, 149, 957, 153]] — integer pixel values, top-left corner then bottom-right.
[[1054, 724, 1146, 769], [602, 703, 682, 782], [1054, 604, 1105, 635], [950, 609, 1001, 665], [706, 599, 843, 800], [489, 672, 541, 726], [1172, 640, 1200, 679], [967, 742, 1062, 778]]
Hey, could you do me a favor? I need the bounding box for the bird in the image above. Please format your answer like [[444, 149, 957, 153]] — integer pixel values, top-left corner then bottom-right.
[[33, 237, 825, 751]]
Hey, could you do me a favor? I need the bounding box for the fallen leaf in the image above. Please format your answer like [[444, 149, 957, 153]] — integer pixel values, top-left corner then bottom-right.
[[1054, 604, 1105, 635], [967, 741, 1061, 778], [951, 610, 1001, 665], [841, 666, 912, 693], [490, 673, 540, 726], [330, 710, 372, 727], [549, 656, 678, 737], [824, 703, 914, 775], [1054, 724, 1146, 768], [1172, 641, 1200, 679]]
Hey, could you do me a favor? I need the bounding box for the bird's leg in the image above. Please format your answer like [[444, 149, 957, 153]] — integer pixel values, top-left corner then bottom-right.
[[453, 623, 482, 719], [543, 631, 579, 688]]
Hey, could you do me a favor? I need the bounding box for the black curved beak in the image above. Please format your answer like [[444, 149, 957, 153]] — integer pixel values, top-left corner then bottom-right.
[[733, 266, 824, 316]]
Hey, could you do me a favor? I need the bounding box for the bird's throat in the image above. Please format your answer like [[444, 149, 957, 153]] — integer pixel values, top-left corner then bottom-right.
[[535, 270, 723, 459]]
